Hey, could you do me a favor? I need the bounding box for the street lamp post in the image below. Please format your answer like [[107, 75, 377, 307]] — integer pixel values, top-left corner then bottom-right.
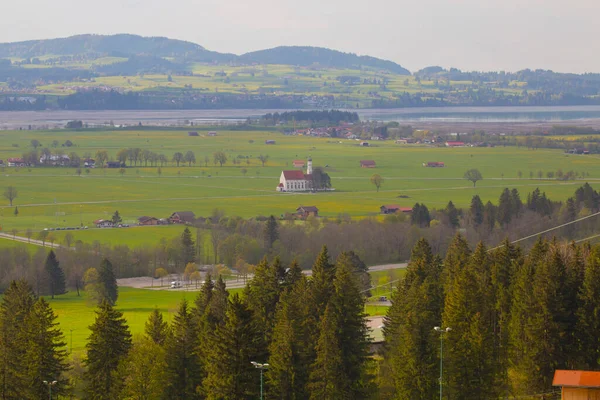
[[434, 326, 451, 400], [251, 361, 269, 400], [43, 380, 57, 400]]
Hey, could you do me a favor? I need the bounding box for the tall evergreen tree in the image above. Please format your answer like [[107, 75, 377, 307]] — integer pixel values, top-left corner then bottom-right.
[[44, 250, 66, 299], [144, 307, 170, 345], [284, 259, 303, 289], [310, 246, 335, 316], [510, 188, 523, 218], [445, 200, 460, 228], [266, 277, 314, 400], [181, 227, 195, 264], [0, 280, 37, 399], [332, 252, 372, 398], [202, 294, 260, 399], [164, 300, 202, 399], [442, 242, 498, 400], [307, 303, 347, 400], [98, 258, 118, 305], [483, 201, 497, 231], [442, 233, 471, 292], [264, 215, 279, 249], [470, 195, 484, 226], [383, 239, 442, 399], [120, 337, 168, 400], [23, 298, 69, 399], [497, 188, 513, 226], [84, 300, 132, 400], [577, 247, 600, 369]]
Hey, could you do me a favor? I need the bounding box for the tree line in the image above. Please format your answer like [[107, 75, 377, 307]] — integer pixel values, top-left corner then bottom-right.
[[0, 247, 374, 399], [381, 234, 600, 398]]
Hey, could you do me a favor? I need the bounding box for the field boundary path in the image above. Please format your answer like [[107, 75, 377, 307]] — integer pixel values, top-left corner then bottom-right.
[[0, 232, 60, 248]]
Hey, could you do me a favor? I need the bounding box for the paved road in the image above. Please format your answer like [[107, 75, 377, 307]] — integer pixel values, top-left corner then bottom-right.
[[0, 232, 59, 248]]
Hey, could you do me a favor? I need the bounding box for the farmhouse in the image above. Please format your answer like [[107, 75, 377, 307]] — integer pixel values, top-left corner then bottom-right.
[[360, 160, 376, 168], [292, 160, 305, 168], [94, 219, 114, 228], [296, 206, 319, 219], [265, 140, 276, 145], [7, 158, 25, 167], [40, 154, 70, 166], [425, 162, 445, 168], [138, 216, 159, 226], [106, 161, 122, 168], [277, 157, 313, 192], [380, 205, 413, 215], [360, 142, 370, 147], [169, 211, 195, 224], [553, 370, 600, 399], [446, 141, 465, 147], [83, 159, 95, 168], [395, 138, 415, 144]]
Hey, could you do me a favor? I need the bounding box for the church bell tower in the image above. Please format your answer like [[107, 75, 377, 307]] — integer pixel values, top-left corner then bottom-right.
[[307, 156, 313, 175]]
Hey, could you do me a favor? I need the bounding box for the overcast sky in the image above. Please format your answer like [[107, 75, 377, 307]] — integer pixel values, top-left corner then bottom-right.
[[3, 0, 599, 73]]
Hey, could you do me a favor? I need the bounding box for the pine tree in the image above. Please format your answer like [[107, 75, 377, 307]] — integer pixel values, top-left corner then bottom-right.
[[470, 195, 484, 226], [442, 242, 498, 399], [342, 251, 371, 295], [202, 294, 260, 399], [0, 280, 37, 399], [120, 337, 168, 400], [577, 247, 600, 369], [98, 258, 118, 305], [264, 215, 279, 249], [307, 303, 348, 400], [483, 201, 496, 231], [383, 239, 442, 399], [84, 300, 132, 400], [181, 227, 195, 264], [442, 233, 471, 292], [23, 298, 69, 399], [332, 252, 372, 397], [310, 246, 335, 316], [111, 210, 122, 225], [266, 278, 314, 400], [497, 188, 513, 226], [510, 188, 523, 218], [284, 259, 303, 289], [164, 300, 202, 399], [44, 250, 66, 299], [144, 307, 170, 345], [445, 200, 460, 228]]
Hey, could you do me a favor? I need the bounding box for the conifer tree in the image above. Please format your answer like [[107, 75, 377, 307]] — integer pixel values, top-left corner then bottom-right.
[[343, 250, 371, 295], [497, 188, 513, 226], [310, 246, 335, 316], [164, 300, 202, 399], [181, 227, 195, 264], [264, 215, 279, 249], [510, 188, 523, 217], [332, 252, 372, 397], [577, 247, 600, 369], [445, 200, 460, 228], [307, 303, 347, 400], [23, 298, 69, 399], [484, 201, 497, 231], [84, 300, 132, 400], [470, 194, 484, 226], [284, 259, 303, 288], [44, 250, 66, 299], [144, 307, 170, 345], [120, 337, 168, 400], [0, 280, 37, 399], [98, 258, 118, 305], [266, 277, 314, 400], [202, 294, 260, 399], [383, 239, 442, 399], [442, 242, 498, 399], [442, 233, 471, 292]]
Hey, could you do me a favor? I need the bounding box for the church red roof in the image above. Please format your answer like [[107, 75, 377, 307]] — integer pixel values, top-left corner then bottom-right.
[[282, 170, 306, 180]]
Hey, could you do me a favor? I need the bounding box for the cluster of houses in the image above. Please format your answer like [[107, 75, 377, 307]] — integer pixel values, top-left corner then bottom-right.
[[380, 205, 413, 215], [94, 211, 197, 228], [0, 157, 98, 168]]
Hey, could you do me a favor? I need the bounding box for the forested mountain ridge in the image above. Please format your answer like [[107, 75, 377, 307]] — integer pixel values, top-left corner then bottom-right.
[[0, 34, 407, 72]]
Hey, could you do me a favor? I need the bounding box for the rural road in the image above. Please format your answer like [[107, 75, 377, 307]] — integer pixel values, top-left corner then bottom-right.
[[0, 232, 60, 248]]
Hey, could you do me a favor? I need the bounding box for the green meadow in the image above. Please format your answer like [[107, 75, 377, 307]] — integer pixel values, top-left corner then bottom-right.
[[0, 127, 598, 247]]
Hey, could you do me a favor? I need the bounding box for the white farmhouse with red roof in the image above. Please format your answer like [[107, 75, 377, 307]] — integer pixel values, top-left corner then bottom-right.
[[277, 157, 313, 192]]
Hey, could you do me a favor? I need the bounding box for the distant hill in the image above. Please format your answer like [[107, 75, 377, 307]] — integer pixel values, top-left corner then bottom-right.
[[0, 34, 234, 62], [241, 46, 410, 75], [0, 35, 409, 74]]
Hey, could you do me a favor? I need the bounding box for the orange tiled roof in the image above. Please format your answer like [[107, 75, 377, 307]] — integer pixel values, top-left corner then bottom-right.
[[553, 370, 600, 388]]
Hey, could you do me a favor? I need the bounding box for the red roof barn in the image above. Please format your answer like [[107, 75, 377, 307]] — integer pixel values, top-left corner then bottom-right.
[[553, 370, 600, 399]]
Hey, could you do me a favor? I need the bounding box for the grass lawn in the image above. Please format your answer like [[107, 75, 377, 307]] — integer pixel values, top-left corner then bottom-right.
[[0, 128, 597, 247]]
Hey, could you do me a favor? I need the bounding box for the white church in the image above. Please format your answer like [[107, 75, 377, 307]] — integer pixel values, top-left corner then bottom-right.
[[277, 157, 314, 192]]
